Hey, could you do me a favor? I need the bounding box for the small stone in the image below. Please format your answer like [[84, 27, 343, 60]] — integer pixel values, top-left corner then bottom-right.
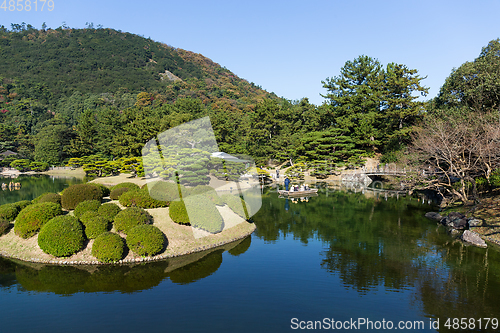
[[425, 212, 443, 221], [461, 230, 487, 248], [468, 218, 483, 227]]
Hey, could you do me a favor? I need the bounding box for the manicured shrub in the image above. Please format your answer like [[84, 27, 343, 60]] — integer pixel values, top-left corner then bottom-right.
[[32, 192, 61, 205], [187, 185, 224, 205], [79, 211, 101, 225], [98, 203, 122, 220], [221, 194, 248, 219], [0, 219, 10, 235], [61, 184, 102, 210], [126, 225, 165, 256], [113, 207, 152, 234], [14, 202, 63, 238], [119, 188, 168, 208], [88, 183, 111, 198], [83, 214, 110, 239], [74, 200, 101, 218], [0, 203, 20, 222], [92, 232, 125, 262], [38, 215, 84, 257], [109, 187, 131, 200], [169, 200, 190, 225], [148, 181, 183, 201], [112, 182, 140, 191], [12, 200, 32, 211], [184, 195, 224, 233]]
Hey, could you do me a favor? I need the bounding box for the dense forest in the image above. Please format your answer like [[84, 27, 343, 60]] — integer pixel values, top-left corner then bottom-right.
[[1, 23, 499, 198]]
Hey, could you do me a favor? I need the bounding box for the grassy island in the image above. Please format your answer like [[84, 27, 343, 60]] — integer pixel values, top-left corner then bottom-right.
[[0, 174, 256, 265]]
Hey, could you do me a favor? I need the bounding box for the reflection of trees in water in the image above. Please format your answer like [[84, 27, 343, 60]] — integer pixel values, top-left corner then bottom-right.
[[5, 236, 251, 294], [254, 188, 500, 320], [0, 175, 86, 205], [169, 249, 224, 284]]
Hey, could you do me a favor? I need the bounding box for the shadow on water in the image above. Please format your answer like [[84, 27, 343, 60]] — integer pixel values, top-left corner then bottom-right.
[[0, 235, 251, 295]]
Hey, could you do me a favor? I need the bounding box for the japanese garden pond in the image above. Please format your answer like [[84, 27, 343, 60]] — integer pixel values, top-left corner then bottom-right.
[[1, 178, 500, 332]]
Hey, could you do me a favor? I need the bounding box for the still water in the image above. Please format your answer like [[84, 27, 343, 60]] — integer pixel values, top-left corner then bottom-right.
[[1, 181, 499, 332]]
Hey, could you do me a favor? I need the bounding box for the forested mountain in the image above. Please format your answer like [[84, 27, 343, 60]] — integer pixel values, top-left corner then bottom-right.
[[0, 23, 447, 176]]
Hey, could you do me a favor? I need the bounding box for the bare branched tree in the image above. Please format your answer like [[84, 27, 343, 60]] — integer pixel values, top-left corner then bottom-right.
[[406, 111, 500, 204]]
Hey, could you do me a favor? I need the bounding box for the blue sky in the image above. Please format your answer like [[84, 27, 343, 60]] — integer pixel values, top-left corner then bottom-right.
[[1, 0, 499, 105]]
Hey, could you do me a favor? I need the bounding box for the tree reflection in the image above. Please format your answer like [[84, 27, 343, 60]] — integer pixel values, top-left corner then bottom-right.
[[253, 187, 500, 322]]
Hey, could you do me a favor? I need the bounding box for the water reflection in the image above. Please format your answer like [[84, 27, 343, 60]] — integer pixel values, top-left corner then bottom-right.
[[0, 236, 251, 294], [253, 185, 500, 325]]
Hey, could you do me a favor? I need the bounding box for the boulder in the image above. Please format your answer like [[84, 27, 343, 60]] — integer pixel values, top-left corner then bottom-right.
[[461, 230, 487, 248], [452, 218, 468, 230], [424, 212, 443, 221], [467, 218, 483, 227]]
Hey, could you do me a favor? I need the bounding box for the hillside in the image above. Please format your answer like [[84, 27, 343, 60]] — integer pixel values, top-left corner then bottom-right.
[[0, 24, 273, 107]]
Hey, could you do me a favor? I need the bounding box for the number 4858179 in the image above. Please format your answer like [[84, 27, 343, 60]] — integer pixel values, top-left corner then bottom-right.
[[1, 0, 55, 11]]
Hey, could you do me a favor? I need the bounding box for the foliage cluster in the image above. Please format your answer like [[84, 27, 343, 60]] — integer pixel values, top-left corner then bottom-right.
[[14, 202, 63, 238], [91, 232, 125, 262], [61, 184, 102, 210], [183, 195, 224, 233], [118, 188, 169, 208], [221, 194, 248, 219], [126, 225, 165, 257], [80, 212, 110, 239], [0, 219, 9, 235], [74, 200, 102, 218], [0, 203, 21, 221], [38, 215, 84, 257], [109, 187, 131, 200], [97, 203, 122, 220], [168, 200, 190, 225], [32, 192, 61, 205], [113, 207, 152, 234]]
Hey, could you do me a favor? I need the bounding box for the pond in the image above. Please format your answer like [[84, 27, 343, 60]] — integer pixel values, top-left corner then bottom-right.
[[1, 180, 500, 332]]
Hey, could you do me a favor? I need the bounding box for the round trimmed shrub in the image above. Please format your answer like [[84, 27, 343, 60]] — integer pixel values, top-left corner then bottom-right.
[[32, 192, 61, 205], [98, 203, 122, 220], [14, 202, 63, 238], [221, 194, 248, 219], [112, 182, 140, 191], [187, 185, 224, 205], [169, 200, 190, 225], [38, 215, 84, 257], [92, 232, 125, 262], [119, 188, 168, 208], [113, 207, 152, 234], [148, 181, 183, 201], [82, 214, 110, 239], [126, 225, 165, 256], [88, 183, 111, 197], [110, 187, 131, 200], [184, 195, 224, 233], [74, 200, 101, 218], [79, 211, 101, 225], [61, 184, 102, 210], [0, 218, 10, 235], [0, 203, 20, 222], [12, 200, 32, 211]]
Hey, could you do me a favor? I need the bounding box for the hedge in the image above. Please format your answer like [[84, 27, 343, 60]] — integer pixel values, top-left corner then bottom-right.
[[32, 193, 62, 205], [82, 213, 110, 239], [38, 215, 84, 257], [98, 203, 122, 220], [221, 194, 248, 219], [113, 207, 152, 234], [118, 188, 168, 208], [74, 200, 102, 218], [92, 232, 125, 262], [14, 202, 63, 238], [88, 183, 111, 198], [109, 187, 131, 200], [79, 211, 101, 225], [11, 200, 32, 211], [169, 200, 190, 225], [0, 203, 20, 222], [147, 181, 183, 201], [61, 184, 102, 210], [0, 219, 10, 235], [187, 185, 224, 205], [112, 182, 140, 191], [126, 225, 165, 256], [183, 195, 224, 233]]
